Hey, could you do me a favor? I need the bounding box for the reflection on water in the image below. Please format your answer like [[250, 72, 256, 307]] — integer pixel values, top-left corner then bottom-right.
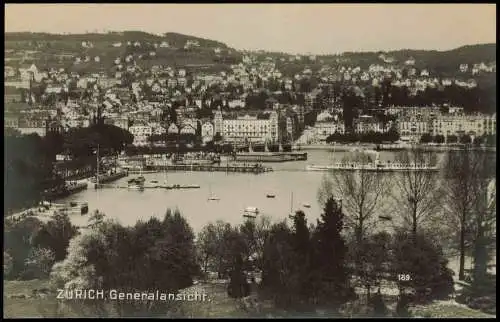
[[60, 150, 449, 233]]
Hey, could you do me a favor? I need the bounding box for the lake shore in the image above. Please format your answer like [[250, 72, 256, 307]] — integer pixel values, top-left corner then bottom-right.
[[294, 143, 496, 152]]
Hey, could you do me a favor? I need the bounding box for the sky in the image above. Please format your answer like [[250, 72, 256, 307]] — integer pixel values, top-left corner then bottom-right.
[[5, 4, 497, 55]]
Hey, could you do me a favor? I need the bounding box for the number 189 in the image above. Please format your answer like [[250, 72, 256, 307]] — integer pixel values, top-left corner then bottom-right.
[[398, 274, 411, 281]]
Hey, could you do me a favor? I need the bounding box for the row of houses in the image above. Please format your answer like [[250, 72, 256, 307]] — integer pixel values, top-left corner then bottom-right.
[[312, 111, 496, 142]]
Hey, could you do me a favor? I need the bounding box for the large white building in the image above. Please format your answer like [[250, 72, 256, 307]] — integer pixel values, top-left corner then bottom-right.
[[431, 114, 496, 138], [214, 110, 279, 143], [355, 115, 388, 134], [398, 116, 430, 142], [314, 121, 346, 141]]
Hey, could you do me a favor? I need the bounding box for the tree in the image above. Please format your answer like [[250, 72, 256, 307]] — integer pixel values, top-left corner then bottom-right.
[[5, 133, 55, 212], [390, 148, 443, 240], [460, 134, 472, 145], [289, 210, 312, 299], [24, 247, 56, 279], [420, 133, 433, 144], [310, 197, 353, 304], [348, 232, 391, 302], [329, 152, 388, 243], [470, 157, 496, 285], [317, 174, 335, 206], [390, 230, 455, 302], [33, 211, 79, 261], [260, 221, 296, 307], [239, 215, 272, 271], [443, 149, 488, 280], [227, 254, 250, 299], [197, 223, 219, 274], [4, 251, 14, 277], [386, 125, 400, 142], [433, 134, 445, 144], [52, 208, 199, 317], [370, 288, 389, 317], [4, 216, 44, 279]]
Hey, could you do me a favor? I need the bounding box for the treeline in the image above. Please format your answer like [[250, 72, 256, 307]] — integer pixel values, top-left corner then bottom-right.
[[5, 209, 200, 317], [4, 131, 63, 213], [420, 133, 496, 146], [197, 198, 455, 314], [4, 124, 133, 213], [326, 128, 400, 144], [5, 212, 78, 280]]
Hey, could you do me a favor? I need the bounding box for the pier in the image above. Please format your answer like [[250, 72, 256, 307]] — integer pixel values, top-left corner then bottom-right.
[[234, 152, 307, 163], [144, 164, 273, 174]]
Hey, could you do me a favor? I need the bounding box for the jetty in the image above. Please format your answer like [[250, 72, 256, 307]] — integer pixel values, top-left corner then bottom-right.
[[90, 170, 128, 184], [97, 183, 201, 190], [145, 163, 273, 174], [233, 152, 307, 163]]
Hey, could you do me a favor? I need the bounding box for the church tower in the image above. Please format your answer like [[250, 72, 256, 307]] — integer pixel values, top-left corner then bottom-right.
[[214, 110, 223, 136]]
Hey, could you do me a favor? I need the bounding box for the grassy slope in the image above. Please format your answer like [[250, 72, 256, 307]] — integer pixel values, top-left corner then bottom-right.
[[4, 278, 496, 318]]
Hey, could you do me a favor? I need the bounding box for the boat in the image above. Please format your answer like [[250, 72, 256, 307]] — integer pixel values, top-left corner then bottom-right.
[[128, 177, 145, 190], [243, 206, 259, 218], [53, 201, 89, 215], [80, 202, 89, 215], [303, 203, 311, 208], [266, 193, 276, 198], [305, 150, 439, 172], [207, 184, 220, 201], [183, 184, 201, 189], [306, 162, 440, 172]]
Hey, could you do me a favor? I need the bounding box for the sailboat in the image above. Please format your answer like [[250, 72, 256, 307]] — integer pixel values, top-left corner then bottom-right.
[[288, 192, 295, 218], [128, 167, 145, 190], [207, 183, 220, 201]]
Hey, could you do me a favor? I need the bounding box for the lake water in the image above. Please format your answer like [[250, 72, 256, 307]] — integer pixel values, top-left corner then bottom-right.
[[59, 149, 449, 233]]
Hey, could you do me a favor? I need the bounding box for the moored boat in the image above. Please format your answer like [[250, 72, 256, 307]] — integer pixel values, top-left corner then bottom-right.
[[306, 162, 440, 172]]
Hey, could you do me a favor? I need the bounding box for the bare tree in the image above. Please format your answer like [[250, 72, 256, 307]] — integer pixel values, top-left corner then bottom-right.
[[239, 215, 272, 270], [443, 148, 488, 280], [470, 153, 496, 283], [330, 152, 389, 243], [317, 173, 335, 207], [389, 148, 444, 240]]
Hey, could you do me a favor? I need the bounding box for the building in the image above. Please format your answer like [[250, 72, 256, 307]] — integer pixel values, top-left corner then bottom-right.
[[201, 121, 214, 143], [129, 125, 153, 146], [355, 115, 387, 134], [314, 121, 346, 141], [17, 116, 64, 137], [431, 114, 496, 138], [214, 110, 279, 143], [398, 115, 430, 142], [180, 123, 197, 135], [4, 112, 20, 129]]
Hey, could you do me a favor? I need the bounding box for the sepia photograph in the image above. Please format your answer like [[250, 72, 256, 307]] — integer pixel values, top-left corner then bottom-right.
[[4, 3, 496, 318]]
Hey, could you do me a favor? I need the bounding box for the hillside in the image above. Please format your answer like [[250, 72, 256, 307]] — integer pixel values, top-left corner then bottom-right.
[[4, 31, 496, 79], [5, 31, 228, 48], [4, 31, 239, 72], [328, 44, 496, 75]]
